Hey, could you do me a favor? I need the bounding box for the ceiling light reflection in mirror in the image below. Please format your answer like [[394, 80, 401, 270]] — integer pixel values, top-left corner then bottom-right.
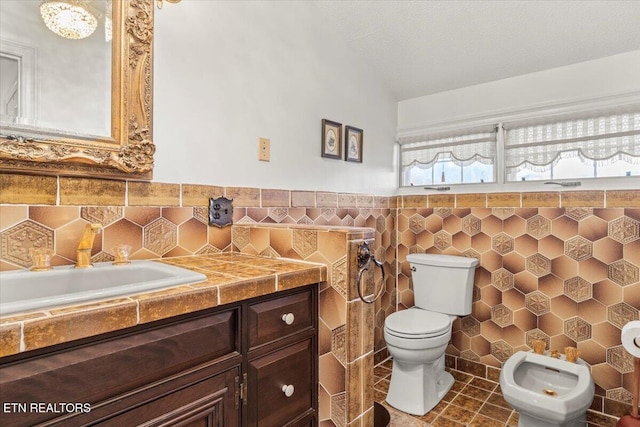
[[40, 0, 99, 40], [0, 0, 111, 138]]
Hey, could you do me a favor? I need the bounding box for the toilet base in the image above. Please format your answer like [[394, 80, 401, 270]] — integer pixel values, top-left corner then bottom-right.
[[517, 411, 587, 427], [386, 356, 453, 416]]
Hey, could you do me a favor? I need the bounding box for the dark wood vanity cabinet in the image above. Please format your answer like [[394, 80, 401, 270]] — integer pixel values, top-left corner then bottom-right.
[[0, 285, 318, 427], [247, 290, 317, 427]]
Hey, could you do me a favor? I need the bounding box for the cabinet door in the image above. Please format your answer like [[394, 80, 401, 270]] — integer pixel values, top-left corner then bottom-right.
[[98, 368, 239, 427], [248, 339, 313, 427]]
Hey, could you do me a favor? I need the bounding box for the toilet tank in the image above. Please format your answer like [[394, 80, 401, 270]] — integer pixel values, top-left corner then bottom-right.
[[406, 253, 479, 315]]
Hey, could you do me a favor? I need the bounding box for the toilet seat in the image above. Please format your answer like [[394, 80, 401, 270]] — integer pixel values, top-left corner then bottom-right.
[[384, 309, 451, 339]]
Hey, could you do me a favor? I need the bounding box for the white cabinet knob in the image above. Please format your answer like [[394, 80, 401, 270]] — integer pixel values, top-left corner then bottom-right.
[[282, 384, 294, 397], [281, 313, 295, 325]]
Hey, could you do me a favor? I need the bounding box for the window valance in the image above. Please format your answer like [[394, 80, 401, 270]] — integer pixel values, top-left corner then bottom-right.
[[504, 112, 640, 173], [399, 127, 497, 169]]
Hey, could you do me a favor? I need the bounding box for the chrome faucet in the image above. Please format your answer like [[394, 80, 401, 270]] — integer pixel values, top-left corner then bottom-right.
[[75, 223, 102, 269]]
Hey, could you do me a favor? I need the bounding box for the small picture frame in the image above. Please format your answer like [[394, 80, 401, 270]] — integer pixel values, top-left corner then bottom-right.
[[321, 119, 343, 159], [345, 126, 363, 163]]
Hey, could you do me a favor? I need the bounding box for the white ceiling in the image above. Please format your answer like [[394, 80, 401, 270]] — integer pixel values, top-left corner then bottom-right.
[[313, 0, 640, 101]]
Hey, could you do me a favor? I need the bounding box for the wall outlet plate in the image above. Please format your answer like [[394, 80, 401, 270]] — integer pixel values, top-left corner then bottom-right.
[[258, 137, 270, 161], [208, 196, 233, 227]]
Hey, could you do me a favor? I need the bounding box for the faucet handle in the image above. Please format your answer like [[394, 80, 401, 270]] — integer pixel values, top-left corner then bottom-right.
[[531, 339, 546, 355], [564, 346, 580, 363], [30, 247, 53, 271], [112, 244, 132, 265]]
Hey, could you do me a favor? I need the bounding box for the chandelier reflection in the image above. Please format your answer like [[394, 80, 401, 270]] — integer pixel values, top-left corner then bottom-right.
[[39, 0, 98, 40]]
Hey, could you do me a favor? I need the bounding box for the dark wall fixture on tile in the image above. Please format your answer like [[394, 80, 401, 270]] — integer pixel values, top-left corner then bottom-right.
[[208, 196, 233, 227]]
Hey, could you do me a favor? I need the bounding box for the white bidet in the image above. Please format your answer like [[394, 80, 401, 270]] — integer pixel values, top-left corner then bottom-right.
[[500, 351, 594, 427]]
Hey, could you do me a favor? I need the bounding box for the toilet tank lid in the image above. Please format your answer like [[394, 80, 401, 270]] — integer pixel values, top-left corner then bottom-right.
[[406, 253, 479, 268]]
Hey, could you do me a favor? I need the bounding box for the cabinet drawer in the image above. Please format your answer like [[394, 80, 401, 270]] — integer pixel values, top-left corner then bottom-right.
[[248, 339, 313, 427], [248, 289, 312, 349]]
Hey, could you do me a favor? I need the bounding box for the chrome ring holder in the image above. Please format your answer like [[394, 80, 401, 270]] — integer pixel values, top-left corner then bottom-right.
[[356, 242, 386, 304]]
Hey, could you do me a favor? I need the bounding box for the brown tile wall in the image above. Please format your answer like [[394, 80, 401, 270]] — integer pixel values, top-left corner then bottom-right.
[[396, 191, 640, 418], [1, 172, 638, 421], [0, 174, 395, 427]]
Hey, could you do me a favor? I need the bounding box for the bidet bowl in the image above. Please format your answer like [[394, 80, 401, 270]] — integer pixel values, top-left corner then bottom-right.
[[514, 361, 578, 396], [500, 351, 594, 424]]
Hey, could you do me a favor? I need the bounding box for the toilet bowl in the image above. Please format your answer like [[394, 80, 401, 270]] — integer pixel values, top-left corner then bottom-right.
[[384, 308, 456, 415], [500, 351, 594, 427]]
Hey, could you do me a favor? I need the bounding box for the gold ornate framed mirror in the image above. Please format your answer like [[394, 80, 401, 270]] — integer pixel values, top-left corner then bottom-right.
[[0, 0, 155, 180]]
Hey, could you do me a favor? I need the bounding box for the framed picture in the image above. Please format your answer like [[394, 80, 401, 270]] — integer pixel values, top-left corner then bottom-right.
[[321, 119, 343, 159], [345, 126, 363, 163]]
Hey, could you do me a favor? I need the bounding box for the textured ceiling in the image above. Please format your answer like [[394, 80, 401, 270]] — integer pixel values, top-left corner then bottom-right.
[[313, 1, 640, 101]]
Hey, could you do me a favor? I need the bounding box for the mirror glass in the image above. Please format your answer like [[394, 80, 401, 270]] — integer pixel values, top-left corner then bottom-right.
[[0, 0, 112, 137], [0, 0, 155, 180], [0, 55, 20, 122]]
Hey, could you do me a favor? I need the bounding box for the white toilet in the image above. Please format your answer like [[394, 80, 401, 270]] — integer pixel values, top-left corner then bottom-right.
[[500, 351, 594, 427], [384, 253, 478, 415]]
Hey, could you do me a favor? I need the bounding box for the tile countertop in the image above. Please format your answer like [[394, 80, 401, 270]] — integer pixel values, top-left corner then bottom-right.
[[0, 253, 327, 358]]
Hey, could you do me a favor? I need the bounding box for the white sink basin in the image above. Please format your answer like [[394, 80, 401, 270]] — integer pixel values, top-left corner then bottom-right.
[[0, 261, 207, 315]]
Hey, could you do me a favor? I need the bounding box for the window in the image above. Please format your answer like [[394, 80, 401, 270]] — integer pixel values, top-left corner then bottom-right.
[[398, 105, 640, 188], [399, 126, 497, 187], [505, 111, 640, 182]]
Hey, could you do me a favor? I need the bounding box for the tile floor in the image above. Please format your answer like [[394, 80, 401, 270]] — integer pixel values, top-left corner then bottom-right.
[[374, 359, 620, 427]]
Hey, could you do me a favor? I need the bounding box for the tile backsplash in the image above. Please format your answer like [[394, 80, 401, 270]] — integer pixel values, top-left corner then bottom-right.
[[1, 173, 639, 420]]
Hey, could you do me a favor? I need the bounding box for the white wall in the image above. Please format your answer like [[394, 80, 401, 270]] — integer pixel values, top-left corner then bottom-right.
[[398, 50, 640, 132], [153, 1, 398, 195]]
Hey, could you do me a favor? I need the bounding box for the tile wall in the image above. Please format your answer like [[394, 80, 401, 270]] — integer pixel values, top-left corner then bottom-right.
[[0, 174, 396, 427], [395, 191, 640, 419], [1, 173, 639, 421]]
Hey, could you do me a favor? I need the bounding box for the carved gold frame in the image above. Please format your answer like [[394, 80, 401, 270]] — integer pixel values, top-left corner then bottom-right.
[[0, 0, 155, 180]]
